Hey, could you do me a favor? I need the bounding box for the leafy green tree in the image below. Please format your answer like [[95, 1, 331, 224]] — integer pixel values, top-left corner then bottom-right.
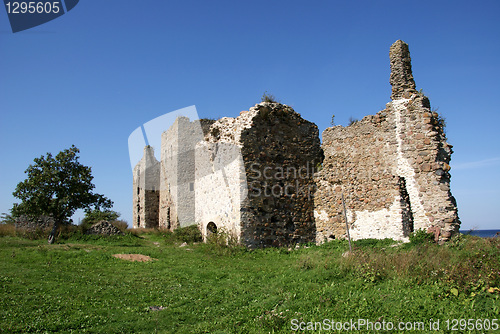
[[81, 209, 120, 227], [11, 145, 112, 243]]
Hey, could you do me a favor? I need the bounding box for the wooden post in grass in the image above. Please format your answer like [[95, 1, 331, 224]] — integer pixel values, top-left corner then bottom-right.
[[341, 192, 352, 253]]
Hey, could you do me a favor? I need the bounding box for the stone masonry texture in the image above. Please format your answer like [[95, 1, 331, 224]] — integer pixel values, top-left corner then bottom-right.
[[85, 221, 125, 236], [132, 39, 460, 246]]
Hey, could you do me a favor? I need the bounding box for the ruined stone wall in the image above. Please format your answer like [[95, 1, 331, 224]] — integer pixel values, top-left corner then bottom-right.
[[196, 102, 323, 248], [391, 95, 459, 239], [315, 40, 459, 243], [240, 103, 323, 248], [315, 110, 404, 242], [14, 215, 54, 230], [86, 221, 125, 236], [132, 146, 160, 228], [195, 113, 255, 242]]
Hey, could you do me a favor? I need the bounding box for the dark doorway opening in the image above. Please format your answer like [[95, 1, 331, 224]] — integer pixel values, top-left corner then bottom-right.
[[398, 176, 414, 237], [207, 222, 217, 237]]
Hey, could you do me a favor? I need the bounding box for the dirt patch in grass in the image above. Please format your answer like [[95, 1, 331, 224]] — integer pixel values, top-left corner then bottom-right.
[[112, 254, 157, 262]]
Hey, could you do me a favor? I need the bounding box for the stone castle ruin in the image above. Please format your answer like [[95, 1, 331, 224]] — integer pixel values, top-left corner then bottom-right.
[[133, 40, 460, 246]]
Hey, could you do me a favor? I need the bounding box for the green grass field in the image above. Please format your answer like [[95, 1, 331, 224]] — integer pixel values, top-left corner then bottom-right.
[[1, 229, 499, 333]]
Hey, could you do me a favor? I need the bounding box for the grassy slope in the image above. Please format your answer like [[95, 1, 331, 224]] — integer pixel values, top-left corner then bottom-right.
[[0, 233, 499, 333]]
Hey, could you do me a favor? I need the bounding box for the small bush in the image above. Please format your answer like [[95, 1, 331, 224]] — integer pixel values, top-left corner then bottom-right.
[[348, 116, 359, 126], [111, 220, 128, 232], [409, 229, 435, 245], [173, 225, 202, 243], [15, 227, 51, 240], [261, 91, 278, 103], [206, 229, 230, 247], [436, 114, 446, 133], [203, 228, 244, 255], [447, 233, 471, 249]]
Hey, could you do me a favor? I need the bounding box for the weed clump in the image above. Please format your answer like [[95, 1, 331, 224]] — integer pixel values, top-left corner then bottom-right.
[[409, 229, 435, 245], [202, 228, 246, 256], [348, 116, 359, 126], [261, 91, 278, 103]]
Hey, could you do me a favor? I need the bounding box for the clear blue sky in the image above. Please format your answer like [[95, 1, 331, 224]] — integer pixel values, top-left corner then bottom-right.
[[1, 0, 499, 230]]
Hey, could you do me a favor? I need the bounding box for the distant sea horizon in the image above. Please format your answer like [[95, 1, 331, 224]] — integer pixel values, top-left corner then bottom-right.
[[459, 229, 500, 238]]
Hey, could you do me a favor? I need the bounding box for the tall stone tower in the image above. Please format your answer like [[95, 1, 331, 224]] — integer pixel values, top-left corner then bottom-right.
[[132, 146, 160, 228], [390, 40, 417, 100], [158, 117, 215, 230], [387, 40, 460, 240]]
